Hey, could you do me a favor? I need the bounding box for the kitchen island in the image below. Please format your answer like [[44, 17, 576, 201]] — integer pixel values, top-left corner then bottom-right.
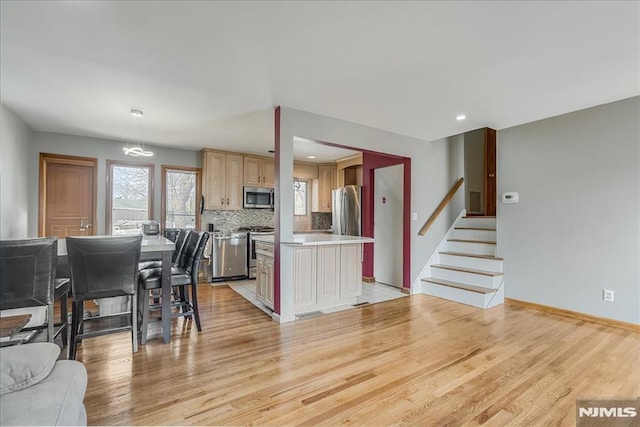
[[252, 234, 374, 314]]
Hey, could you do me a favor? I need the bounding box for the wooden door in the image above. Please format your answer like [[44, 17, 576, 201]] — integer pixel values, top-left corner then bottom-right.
[[484, 128, 497, 216], [39, 154, 97, 238]]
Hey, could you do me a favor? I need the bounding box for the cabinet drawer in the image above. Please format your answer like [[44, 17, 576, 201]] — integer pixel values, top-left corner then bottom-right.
[[256, 242, 274, 256]]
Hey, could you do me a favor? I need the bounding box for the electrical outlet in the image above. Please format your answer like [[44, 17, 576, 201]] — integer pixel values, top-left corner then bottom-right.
[[603, 289, 614, 302]]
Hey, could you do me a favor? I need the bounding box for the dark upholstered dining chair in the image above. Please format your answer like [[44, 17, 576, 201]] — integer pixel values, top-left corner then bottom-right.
[[138, 228, 191, 271], [0, 237, 61, 345], [66, 235, 142, 360], [138, 231, 208, 344]]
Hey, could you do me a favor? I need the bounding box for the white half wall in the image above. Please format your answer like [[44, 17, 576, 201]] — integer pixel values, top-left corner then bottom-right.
[[497, 96, 640, 325], [278, 107, 465, 320], [1, 104, 32, 239], [29, 132, 201, 236]]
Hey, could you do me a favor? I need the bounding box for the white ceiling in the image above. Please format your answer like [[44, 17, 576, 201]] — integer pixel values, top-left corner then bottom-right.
[[1, 1, 638, 159]]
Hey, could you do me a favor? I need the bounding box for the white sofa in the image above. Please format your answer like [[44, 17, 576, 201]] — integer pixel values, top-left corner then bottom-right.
[[1, 343, 87, 426]]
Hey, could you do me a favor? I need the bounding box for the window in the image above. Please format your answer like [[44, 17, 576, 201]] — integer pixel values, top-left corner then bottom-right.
[[162, 166, 201, 230], [293, 180, 307, 216], [107, 161, 154, 235]]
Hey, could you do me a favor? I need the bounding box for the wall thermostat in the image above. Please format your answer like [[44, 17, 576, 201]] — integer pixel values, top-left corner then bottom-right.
[[501, 192, 519, 204]]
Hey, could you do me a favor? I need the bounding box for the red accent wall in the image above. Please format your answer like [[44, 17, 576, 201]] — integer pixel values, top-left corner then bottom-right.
[[273, 106, 281, 314], [362, 152, 411, 289]]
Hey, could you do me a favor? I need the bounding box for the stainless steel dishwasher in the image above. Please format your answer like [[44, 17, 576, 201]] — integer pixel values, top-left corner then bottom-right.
[[208, 231, 248, 281]]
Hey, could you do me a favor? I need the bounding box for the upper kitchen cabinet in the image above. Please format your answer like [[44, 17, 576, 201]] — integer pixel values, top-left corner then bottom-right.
[[293, 161, 318, 180], [244, 156, 274, 189], [336, 153, 363, 187], [202, 149, 244, 210], [312, 164, 337, 212]]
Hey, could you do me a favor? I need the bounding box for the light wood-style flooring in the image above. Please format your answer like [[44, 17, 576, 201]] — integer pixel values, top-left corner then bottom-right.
[[79, 284, 640, 426]]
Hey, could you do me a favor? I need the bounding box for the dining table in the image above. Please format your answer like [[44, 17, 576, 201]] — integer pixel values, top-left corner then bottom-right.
[[0, 314, 32, 338], [57, 235, 176, 344]]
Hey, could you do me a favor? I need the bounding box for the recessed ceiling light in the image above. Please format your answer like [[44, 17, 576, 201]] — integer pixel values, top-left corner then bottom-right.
[[456, 114, 466, 121], [307, 155, 317, 159], [130, 109, 144, 118]]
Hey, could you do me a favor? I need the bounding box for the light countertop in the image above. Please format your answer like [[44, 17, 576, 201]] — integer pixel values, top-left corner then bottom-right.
[[252, 234, 374, 246], [57, 235, 174, 256]]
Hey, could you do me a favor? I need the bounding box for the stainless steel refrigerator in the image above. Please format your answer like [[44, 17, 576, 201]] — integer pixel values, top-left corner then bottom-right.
[[332, 185, 362, 236]]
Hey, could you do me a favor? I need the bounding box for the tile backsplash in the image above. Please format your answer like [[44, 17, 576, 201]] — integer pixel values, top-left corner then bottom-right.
[[312, 213, 332, 231], [201, 209, 274, 231], [202, 209, 332, 232]]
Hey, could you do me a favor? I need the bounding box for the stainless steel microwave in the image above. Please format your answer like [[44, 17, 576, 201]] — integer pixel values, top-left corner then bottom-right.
[[243, 187, 274, 209]]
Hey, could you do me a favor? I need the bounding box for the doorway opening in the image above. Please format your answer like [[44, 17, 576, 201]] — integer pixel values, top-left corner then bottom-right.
[[374, 164, 404, 288], [463, 127, 496, 216], [292, 137, 412, 290]]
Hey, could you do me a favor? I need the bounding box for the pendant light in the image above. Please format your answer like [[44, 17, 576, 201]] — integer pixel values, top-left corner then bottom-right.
[[123, 109, 153, 157]]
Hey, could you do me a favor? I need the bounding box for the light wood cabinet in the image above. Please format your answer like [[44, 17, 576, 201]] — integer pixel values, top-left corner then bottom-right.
[[256, 257, 266, 301], [316, 245, 340, 305], [256, 241, 275, 310], [264, 256, 275, 309], [340, 244, 362, 298], [312, 164, 337, 212], [292, 242, 363, 314], [202, 150, 244, 210], [293, 162, 318, 180], [244, 156, 274, 189], [293, 246, 316, 311]]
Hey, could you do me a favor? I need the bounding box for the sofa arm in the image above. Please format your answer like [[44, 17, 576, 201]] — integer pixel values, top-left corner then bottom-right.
[[0, 343, 88, 426]]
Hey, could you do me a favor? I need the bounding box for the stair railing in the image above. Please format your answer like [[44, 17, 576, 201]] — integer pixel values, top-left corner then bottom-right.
[[418, 177, 464, 236]]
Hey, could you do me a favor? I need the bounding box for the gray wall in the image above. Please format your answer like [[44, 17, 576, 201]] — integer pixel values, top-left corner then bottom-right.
[[1, 104, 32, 239], [30, 132, 201, 236], [497, 96, 640, 324]]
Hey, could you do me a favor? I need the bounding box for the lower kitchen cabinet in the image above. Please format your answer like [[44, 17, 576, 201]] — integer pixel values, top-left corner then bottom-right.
[[316, 245, 340, 305], [340, 244, 362, 298], [253, 239, 365, 315], [256, 241, 275, 310], [293, 246, 316, 311], [264, 256, 275, 309], [292, 243, 362, 314]]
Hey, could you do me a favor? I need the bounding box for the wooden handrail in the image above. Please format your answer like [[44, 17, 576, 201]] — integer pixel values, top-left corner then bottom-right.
[[418, 177, 464, 236]]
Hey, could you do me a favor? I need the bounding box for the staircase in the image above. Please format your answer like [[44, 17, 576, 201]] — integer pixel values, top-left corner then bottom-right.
[[421, 216, 504, 308]]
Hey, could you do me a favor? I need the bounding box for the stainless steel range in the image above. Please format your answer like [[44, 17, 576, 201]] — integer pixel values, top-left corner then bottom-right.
[[236, 226, 275, 279]]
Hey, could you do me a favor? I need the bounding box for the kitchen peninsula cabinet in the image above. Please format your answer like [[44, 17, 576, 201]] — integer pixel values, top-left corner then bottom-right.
[[244, 156, 275, 189], [252, 234, 374, 315], [202, 149, 244, 210], [292, 242, 363, 312]]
